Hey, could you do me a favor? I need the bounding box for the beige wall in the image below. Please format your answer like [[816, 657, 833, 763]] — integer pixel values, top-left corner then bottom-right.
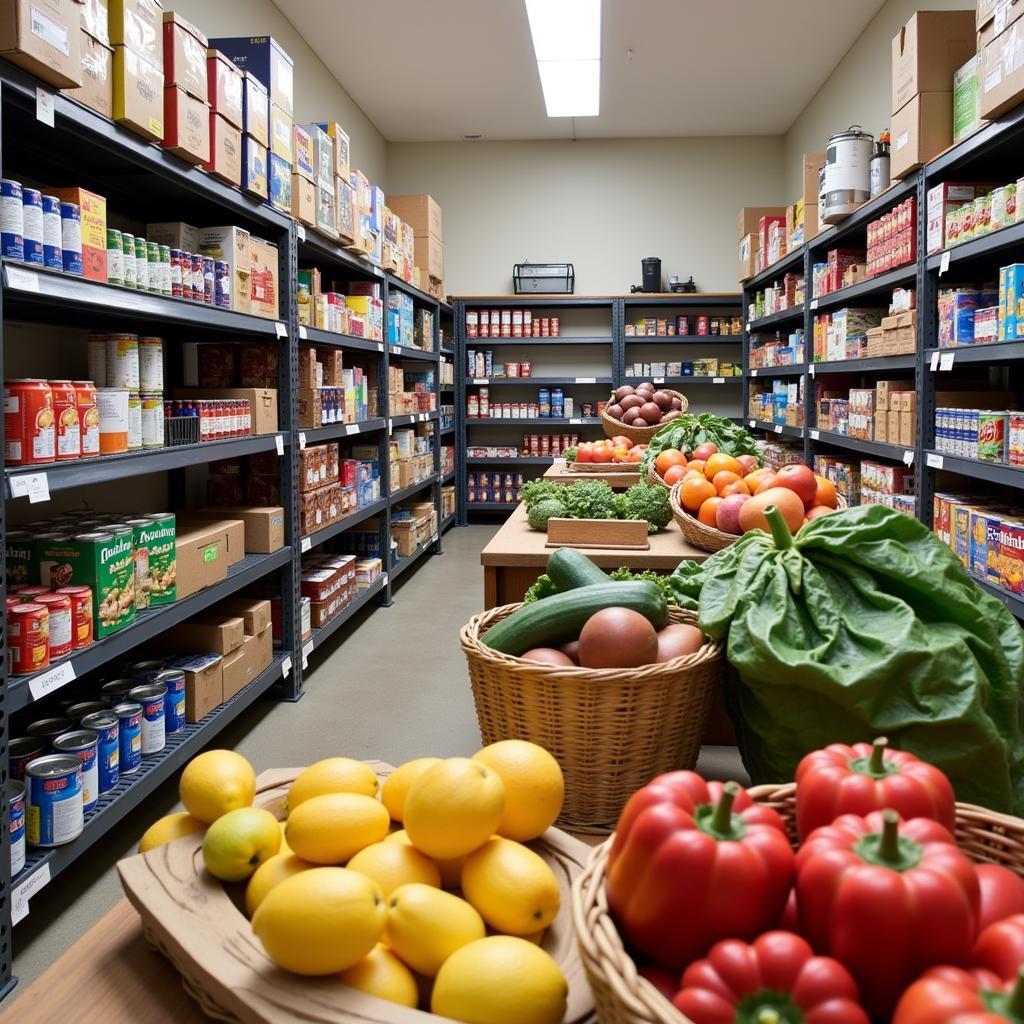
[[170, 0, 388, 183], [388, 138, 787, 295]]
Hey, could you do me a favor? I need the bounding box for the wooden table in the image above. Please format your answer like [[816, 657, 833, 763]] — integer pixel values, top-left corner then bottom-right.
[[543, 461, 641, 490]]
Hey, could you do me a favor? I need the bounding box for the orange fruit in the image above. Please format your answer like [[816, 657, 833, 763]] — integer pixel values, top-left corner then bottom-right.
[[720, 480, 751, 497], [663, 464, 687, 486], [686, 459, 706, 477], [680, 476, 717, 512], [813, 474, 838, 509], [704, 453, 743, 478], [751, 472, 780, 495], [655, 450, 687, 477], [712, 470, 743, 494], [698, 496, 724, 526]]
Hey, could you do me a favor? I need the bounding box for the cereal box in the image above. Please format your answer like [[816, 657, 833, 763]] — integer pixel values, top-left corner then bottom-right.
[[998, 518, 1024, 594], [969, 508, 1000, 582], [951, 502, 976, 567]]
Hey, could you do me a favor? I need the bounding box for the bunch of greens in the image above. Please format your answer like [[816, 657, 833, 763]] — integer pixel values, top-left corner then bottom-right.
[[620, 481, 671, 534], [522, 479, 565, 510], [561, 481, 620, 520], [522, 478, 671, 534], [640, 413, 762, 474], [523, 563, 675, 603], [563, 446, 579, 464]]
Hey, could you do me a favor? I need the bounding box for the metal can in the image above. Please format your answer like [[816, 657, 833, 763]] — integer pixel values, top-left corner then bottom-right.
[[138, 336, 163, 392], [147, 240, 160, 294], [202, 255, 215, 304], [9, 736, 46, 781], [140, 393, 164, 448], [53, 730, 99, 812], [505, 362, 519, 377], [127, 392, 142, 451], [8, 602, 49, 675], [87, 334, 107, 386], [100, 677, 137, 704], [35, 593, 72, 661], [550, 317, 560, 336], [4, 379, 55, 465], [134, 236, 149, 291], [25, 753, 83, 846], [155, 669, 186, 734], [520, 360, 532, 377], [538, 387, 551, 417], [49, 379, 81, 461], [129, 683, 166, 754], [697, 315, 710, 336], [16, 585, 51, 600], [64, 700, 106, 722], [73, 380, 100, 457], [551, 387, 564, 418], [106, 228, 123, 286], [9, 781, 26, 875], [80, 710, 119, 794], [215, 259, 230, 307], [107, 334, 140, 389], [22, 187, 43, 265], [131, 660, 165, 684], [97, 387, 129, 453], [41, 194, 62, 269], [113, 701, 143, 774], [169, 249, 184, 298], [121, 232, 136, 288], [60, 202, 83, 275], [158, 244, 171, 296], [191, 253, 204, 299], [1, 179, 24, 260]]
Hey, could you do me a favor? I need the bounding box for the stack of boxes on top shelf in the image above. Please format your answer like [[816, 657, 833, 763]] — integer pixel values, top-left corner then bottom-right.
[[111, 0, 165, 141], [387, 194, 445, 299]]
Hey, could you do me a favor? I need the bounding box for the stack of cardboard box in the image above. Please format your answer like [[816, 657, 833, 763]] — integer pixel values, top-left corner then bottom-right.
[[737, 206, 783, 282], [291, 123, 318, 229], [162, 12, 209, 166], [388, 194, 444, 298], [978, 0, 1024, 122], [204, 46, 243, 185], [787, 153, 824, 247], [68, 0, 113, 117], [0, 0, 83, 89], [240, 71, 269, 199], [111, 0, 164, 141], [314, 122, 353, 244]]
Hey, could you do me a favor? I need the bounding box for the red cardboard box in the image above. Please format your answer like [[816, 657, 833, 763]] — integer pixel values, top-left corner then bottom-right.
[[162, 11, 207, 102], [162, 85, 210, 164], [207, 48, 243, 128]]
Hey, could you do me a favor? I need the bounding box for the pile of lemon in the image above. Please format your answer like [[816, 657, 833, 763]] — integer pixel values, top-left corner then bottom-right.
[[139, 740, 569, 1024]]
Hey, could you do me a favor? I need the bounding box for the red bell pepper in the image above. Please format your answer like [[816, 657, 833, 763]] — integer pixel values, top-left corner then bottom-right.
[[978, 867, 1024, 935], [796, 810, 979, 1018], [607, 772, 794, 971], [894, 965, 1024, 1024], [794, 737, 956, 840], [673, 931, 870, 1024], [975, 915, 1024, 980]]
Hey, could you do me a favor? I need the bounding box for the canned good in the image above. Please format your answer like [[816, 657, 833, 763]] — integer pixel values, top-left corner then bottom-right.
[[1, 179, 24, 260], [8, 602, 49, 675], [25, 753, 83, 846], [100, 677, 138, 704], [60, 202, 83, 275], [35, 593, 72, 661], [147, 240, 160, 294], [215, 259, 230, 307], [9, 781, 26, 875], [26, 718, 73, 747], [49, 380, 81, 461], [158, 244, 171, 296], [73, 380, 100, 457], [169, 249, 183, 298], [107, 334, 140, 390], [22, 188, 43, 265], [106, 229, 124, 286], [113, 701, 143, 774], [80, 710, 119, 794], [138, 336, 163, 392], [53, 730, 99, 812], [131, 660, 165, 683], [191, 253, 203, 299], [155, 669, 186, 734], [9, 736, 46, 781], [134, 236, 149, 291], [202, 255, 215, 304], [4, 379, 55, 465], [41, 194, 62, 270], [64, 700, 106, 722], [141, 393, 164, 448], [520, 360, 532, 377], [121, 232, 136, 288], [130, 683, 166, 754], [127, 392, 142, 451], [97, 387, 129, 453]]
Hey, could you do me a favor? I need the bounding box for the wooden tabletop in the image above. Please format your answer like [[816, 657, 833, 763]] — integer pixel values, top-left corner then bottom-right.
[[543, 462, 641, 490]]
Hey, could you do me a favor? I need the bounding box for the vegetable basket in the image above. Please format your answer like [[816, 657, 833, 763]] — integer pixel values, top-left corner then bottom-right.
[[602, 391, 688, 446], [571, 785, 1024, 1024], [460, 605, 723, 834]]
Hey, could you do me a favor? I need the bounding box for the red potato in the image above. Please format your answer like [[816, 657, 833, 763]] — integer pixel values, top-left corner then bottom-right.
[[774, 464, 818, 504], [716, 492, 750, 534], [620, 394, 644, 411], [578, 608, 659, 668], [655, 623, 705, 662], [560, 640, 580, 664], [614, 385, 636, 401], [639, 402, 664, 424]]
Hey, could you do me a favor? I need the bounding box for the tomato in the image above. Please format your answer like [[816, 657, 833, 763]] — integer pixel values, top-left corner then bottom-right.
[[612, 435, 633, 449], [613, 446, 630, 463], [687, 459, 706, 478], [576, 444, 593, 463], [692, 443, 718, 461], [775, 464, 818, 504], [591, 446, 614, 464], [655, 449, 687, 477], [663, 464, 687, 486], [813, 473, 839, 509], [625, 450, 643, 463], [721, 480, 751, 497], [705, 453, 744, 478], [711, 470, 743, 493], [680, 476, 717, 511]]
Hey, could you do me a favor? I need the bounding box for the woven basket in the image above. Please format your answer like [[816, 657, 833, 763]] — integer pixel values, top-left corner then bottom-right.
[[460, 604, 723, 834], [602, 392, 689, 445], [572, 783, 1024, 1024], [569, 462, 643, 475], [647, 463, 669, 489]]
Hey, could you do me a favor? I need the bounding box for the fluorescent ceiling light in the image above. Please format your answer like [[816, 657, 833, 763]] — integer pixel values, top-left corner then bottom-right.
[[525, 0, 601, 117]]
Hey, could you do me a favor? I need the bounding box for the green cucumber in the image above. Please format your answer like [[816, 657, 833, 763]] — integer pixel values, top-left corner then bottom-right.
[[483, 581, 668, 656], [546, 547, 609, 592]]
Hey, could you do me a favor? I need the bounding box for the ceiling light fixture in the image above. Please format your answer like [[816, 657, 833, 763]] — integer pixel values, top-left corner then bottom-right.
[[525, 0, 601, 117]]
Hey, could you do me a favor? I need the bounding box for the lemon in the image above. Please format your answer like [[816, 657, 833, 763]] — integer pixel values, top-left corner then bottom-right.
[[179, 750, 256, 824], [245, 853, 313, 917], [432, 936, 568, 1024], [385, 828, 467, 890], [278, 821, 292, 856], [381, 756, 441, 821], [473, 741, 564, 842], [286, 758, 379, 812], [347, 840, 441, 895], [404, 758, 505, 860], [138, 811, 205, 853], [252, 867, 385, 975], [384, 883, 485, 977], [337, 943, 418, 1008], [202, 807, 281, 882], [285, 793, 389, 864]]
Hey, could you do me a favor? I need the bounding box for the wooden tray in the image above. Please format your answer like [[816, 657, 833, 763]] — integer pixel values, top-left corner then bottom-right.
[[545, 518, 650, 550], [118, 762, 597, 1024], [565, 462, 642, 474]]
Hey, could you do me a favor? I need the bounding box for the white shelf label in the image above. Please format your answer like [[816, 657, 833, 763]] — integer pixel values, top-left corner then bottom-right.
[[387, 419, 393, 432], [296, 225, 306, 242], [940, 352, 955, 371], [810, 299, 819, 310], [810, 429, 820, 440], [576, 376, 596, 384], [751, 369, 758, 376], [274, 434, 284, 455], [302, 652, 309, 670], [298, 432, 307, 449], [5, 265, 39, 292], [9, 471, 50, 503], [926, 452, 944, 469], [281, 656, 292, 678], [431, 533, 439, 543], [28, 659, 76, 701], [472, 378, 488, 385], [12, 862, 50, 925], [903, 450, 915, 467], [376, 343, 384, 352], [809, 364, 816, 377], [382, 572, 389, 587], [996, 2, 1008, 33], [275, 322, 287, 338], [653, 377, 665, 384], [301, 536, 312, 552], [940, 251, 951, 275], [930, 351, 940, 371], [749, 419, 756, 428], [36, 87, 54, 126], [569, 418, 583, 424], [391, 345, 402, 355], [302, 640, 314, 660], [713, 377, 725, 384], [345, 423, 360, 435], [298, 326, 307, 340], [746, 322, 752, 331], [774, 424, 783, 433]]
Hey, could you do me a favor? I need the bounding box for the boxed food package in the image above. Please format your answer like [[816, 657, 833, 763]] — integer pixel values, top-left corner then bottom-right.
[[318, 122, 350, 181], [249, 235, 280, 320], [241, 69, 268, 145], [0, 0, 82, 88], [269, 100, 292, 161], [385, 194, 442, 239], [316, 182, 336, 237], [206, 113, 242, 186], [891, 10, 976, 114], [162, 11, 207, 102], [207, 48, 243, 128], [214, 597, 272, 636], [890, 92, 953, 179], [291, 173, 316, 226], [242, 136, 268, 199], [306, 123, 333, 183], [738, 206, 785, 240], [162, 86, 210, 164], [738, 233, 758, 282], [47, 187, 106, 281], [980, 20, 1024, 121], [147, 220, 199, 251], [166, 653, 222, 722], [113, 45, 163, 141], [268, 151, 291, 214], [66, 30, 113, 118], [293, 123, 315, 181], [221, 632, 261, 700], [108, 0, 161, 67], [210, 35, 293, 116], [176, 387, 278, 434], [174, 520, 229, 599]]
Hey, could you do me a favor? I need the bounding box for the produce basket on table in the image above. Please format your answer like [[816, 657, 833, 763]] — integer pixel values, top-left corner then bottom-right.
[[602, 384, 688, 445]]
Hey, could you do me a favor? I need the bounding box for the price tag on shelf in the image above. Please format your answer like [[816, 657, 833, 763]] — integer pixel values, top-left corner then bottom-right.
[[418, 413, 427, 421], [810, 299, 818, 310], [751, 369, 758, 376], [302, 651, 309, 670], [903, 450, 915, 467], [298, 326, 307, 340], [36, 87, 54, 126], [302, 640, 313, 660], [576, 377, 596, 383], [281, 656, 292, 679], [569, 418, 583, 424], [713, 377, 725, 384], [275, 322, 287, 338], [301, 536, 312, 552], [749, 419, 756, 428], [940, 352, 955, 371], [940, 251, 951, 275], [746, 322, 752, 331], [387, 419, 393, 432], [296, 225, 306, 242], [809, 364, 816, 377], [431, 533, 439, 544], [345, 423, 360, 435], [9, 471, 50, 503], [5, 265, 38, 292], [774, 424, 783, 433], [810, 429, 820, 440], [653, 377, 665, 384], [376, 343, 384, 352], [300, 432, 309, 449], [12, 863, 50, 925], [274, 434, 284, 455], [381, 572, 389, 588], [391, 345, 402, 355], [472, 378, 488, 385], [930, 351, 940, 371], [28, 660, 76, 701], [926, 452, 944, 469]]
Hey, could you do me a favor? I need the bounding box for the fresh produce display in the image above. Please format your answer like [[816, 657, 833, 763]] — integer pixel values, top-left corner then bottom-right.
[[893, 966, 1024, 1024], [606, 382, 685, 429], [668, 504, 1024, 814], [522, 477, 672, 533], [568, 436, 647, 464], [641, 413, 762, 476], [523, 548, 676, 603]]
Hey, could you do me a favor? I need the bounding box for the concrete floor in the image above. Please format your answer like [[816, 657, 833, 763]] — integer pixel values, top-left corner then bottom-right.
[[11, 523, 745, 990]]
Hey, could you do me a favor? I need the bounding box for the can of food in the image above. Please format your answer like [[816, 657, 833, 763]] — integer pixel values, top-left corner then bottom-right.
[[97, 387, 129, 453], [215, 259, 230, 307], [73, 380, 100, 457], [49, 380, 81, 461], [127, 392, 142, 451], [53, 730, 99, 812], [121, 232, 137, 289], [41, 194, 62, 269], [113, 701, 143, 773], [106, 229, 123, 286], [520, 360, 532, 377], [140, 393, 164, 448], [60, 202, 83, 275], [64, 701, 106, 722], [22, 187, 43, 265], [8, 602, 49, 675], [697, 315, 709, 336], [550, 317, 560, 336], [146, 240, 160, 293], [129, 683, 166, 754], [157, 244, 171, 296], [16, 585, 51, 600], [25, 753, 83, 846], [137, 336, 163, 392], [10, 737, 46, 781], [155, 669, 186, 734], [80, 711, 119, 794], [26, 718, 72, 750], [505, 362, 519, 377], [169, 249, 183, 298], [467, 395, 479, 417], [35, 593, 72, 661], [134, 236, 149, 291], [202, 256, 214, 304], [1, 179, 24, 260], [191, 253, 203, 299], [107, 334, 140, 389], [9, 780, 26, 875], [131, 660, 165, 684], [4, 379, 55, 465]]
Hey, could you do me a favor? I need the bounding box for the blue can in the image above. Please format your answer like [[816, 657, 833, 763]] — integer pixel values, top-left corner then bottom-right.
[[41, 195, 62, 270], [551, 387, 564, 418], [9, 781, 26, 876], [81, 710, 119, 794], [202, 256, 215, 305], [215, 259, 230, 308], [53, 730, 99, 812], [113, 701, 142, 775], [129, 683, 166, 755], [156, 669, 186, 734], [1, 179, 24, 260], [25, 753, 83, 846], [130, 660, 165, 685], [21, 188, 43, 266], [538, 387, 551, 417], [60, 202, 83, 275]]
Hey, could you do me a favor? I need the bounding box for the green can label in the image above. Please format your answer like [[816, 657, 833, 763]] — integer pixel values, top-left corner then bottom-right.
[[140, 514, 176, 605]]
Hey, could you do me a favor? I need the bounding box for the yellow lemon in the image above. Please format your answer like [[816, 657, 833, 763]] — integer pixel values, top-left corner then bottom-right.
[[347, 840, 441, 895], [252, 867, 386, 975], [278, 821, 292, 856], [404, 758, 505, 860], [381, 756, 442, 821], [461, 836, 560, 935], [286, 758, 379, 812], [138, 811, 205, 853], [285, 793, 389, 864], [385, 829, 466, 890], [179, 749, 256, 824], [384, 883, 485, 977], [202, 807, 281, 882], [431, 936, 568, 1024], [245, 853, 313, 917], [337, 944, 418, 1008], [473, 741, 564, 842]]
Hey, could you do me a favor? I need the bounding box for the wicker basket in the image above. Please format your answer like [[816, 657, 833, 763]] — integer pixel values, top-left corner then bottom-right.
[[572, 784, 1024, 1024], [602, 392, 689, 446], [569, 462, 643, 475], [460, 604, 723, 834]]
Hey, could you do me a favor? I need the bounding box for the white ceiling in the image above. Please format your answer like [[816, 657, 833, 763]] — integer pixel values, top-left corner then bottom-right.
[[274, 0, 887, 141]]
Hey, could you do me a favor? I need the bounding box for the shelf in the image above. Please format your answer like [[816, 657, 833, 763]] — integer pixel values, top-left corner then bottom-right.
[[747, 305, 805, 332], [441, 469, 456, 483], [623, 376, 742, 385], [12, 654, 288, 924], [810, 265, 917, 311], [744, 248, 806, 291], [390, 412, 439, 428], [624, 335, 744, 344], [463, 297, 615, 309], [467, 456, 555, 465], [391, 533, 438, 582], [388, 344, 437, 362], [8, 548, 291, 714], [810, 354, 917, 374], [974, 577, 1024, 620], [304, 576, 387, 656], [810, 430, 912, 461], [440, 425, 455, 436], [747, 419, 805, 439], [622, 293, 743, 308], [810, 176, 920, 250], [441, 512, 456, 532], [746, 364, 806, 378], [466, 417, 602, 426], [440, 347, 454, 356], [926, 100, 1024, 178], [922, 452, 1024, 489], [926, 222, 1024, 271], [924, 342, 1024, 364], [391, 476, 439, 504], [466, 336, 613, 345], [465, 377, 612, 386], [386, 274, 441, 308], [6, 433, 288, 498], [297, 229, 383, 279], [302, 499, 387, 550], [302, 326, 385, 355], [301, 418, 386, 444]]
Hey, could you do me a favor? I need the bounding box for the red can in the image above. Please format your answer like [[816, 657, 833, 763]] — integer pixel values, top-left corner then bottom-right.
[[697, 315, 710, 336], [532, 319, 541, 337], [4, 379, 55, 465], [550, 317, 560, 337], [56, 585, 93, 649], [49, 380, 81, 461], [5, 595, 19, 609], [73, 380, 100, 457], [520, 361, 532, 377], [7, 602, 49, 675], [676, 316, 690, 335], [17, 586, 51, 600], [35, 593, 72, 660]]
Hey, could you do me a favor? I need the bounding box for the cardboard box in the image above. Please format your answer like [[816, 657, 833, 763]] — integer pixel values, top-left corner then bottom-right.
[[108, 0, 161, 66], [875, 413, 888, 442], [207, 49, 243, 129], [268, 151, 291, 214], [318, 122, 350, 181], [891, 10, 976, 114], [205, 113, 242, 186], [193, 505, 284, 552], [209, 35, 293, 116], [214, 597, 272, 636], [336, 177, 354, 244], [65, 30, 113, 118], [978, 1, 1024, 48], [168, 653, 223, 722], [241, 69, 268, 146], [891, 92, 952, 179], [953, 55, 986, 143], [385, 194, 442, 239], [980, 22, 1024, 121], [146, 221, 199, 251], [888, 409, 901, 444], [81, 0, 109, 45], [738, 233, 759, 282], [175, 520, 228, 599], [175, 386, 278, 434], [222, 632, 259, 701], [162, 11, 207, 102], [0, 0, 82, 88], [242, 136, 268, 199], [198, 225, 250, 314], [162, 86, 210, 164], [47, 187, 106, 281], [269, 100, 292, 161], [414, 234, 444, 280], [315, 182, 336, 237], [113, 45, 163, 142], [978, 0, 1000, 31], [738, 206, 785, 240], [291, 173, 315, 226], [293, 123, 315, 181], [249, 235, 279, 320], [899, 410, 916, 447], [799, 152, 825, 206], [164, 615, 245, 656]]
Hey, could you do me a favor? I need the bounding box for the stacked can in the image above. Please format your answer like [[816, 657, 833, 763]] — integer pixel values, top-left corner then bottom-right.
[[107, 229, 125, 286], [1, 179, 24, 260], [121, 231, 137, 288], [22, 188, 43, 266], [24, 753, 83, 847], [42, 195, 62, 270]]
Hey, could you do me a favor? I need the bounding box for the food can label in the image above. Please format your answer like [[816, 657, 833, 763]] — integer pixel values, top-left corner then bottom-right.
[[127, 393, 142, 451], [139, 699, 165, 755], [118, 714, 142, 774], [9, 790, 25, 875], [26, 766, 83, 846]]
